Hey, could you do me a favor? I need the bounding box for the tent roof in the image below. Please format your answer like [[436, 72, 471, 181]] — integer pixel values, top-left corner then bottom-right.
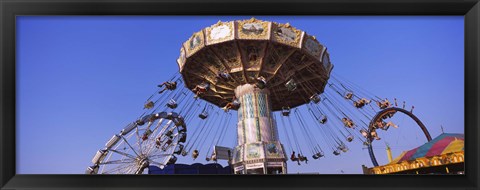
[[389, 133, 464, 164]]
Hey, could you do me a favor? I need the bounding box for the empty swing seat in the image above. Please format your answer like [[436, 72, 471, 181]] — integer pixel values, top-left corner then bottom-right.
[[167, 99, 177, 109], [285, 79, 297, 91], [319, 115, 327, 124], [181, 150, 188, 156], [199, 112, 208, 119], [310, 94, 321, 103], [344, 91, 353, 99], [255, 76, 267, 89], [347, 135, 354, 142], [282, 107, 291, 116], [333, 150, 340, 156], [312, 152, 324, 159]]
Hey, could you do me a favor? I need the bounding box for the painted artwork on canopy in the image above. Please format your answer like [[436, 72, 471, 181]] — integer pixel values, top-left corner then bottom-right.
[[246, 143, 264, 159], [206, 21, 234, 45], [237, 18, 270, 40], [242, 23, 264, 35], [184, 30, 205, 57], [303, 34, 323, 59], [233, 145, 244, 163], [190, 34, 202, 50], [265, 142, 281, 158], [275, 27, 295, 42], [272, 23, 302, 47]]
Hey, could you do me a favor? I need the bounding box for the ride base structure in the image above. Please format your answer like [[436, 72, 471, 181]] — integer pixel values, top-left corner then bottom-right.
[[232, 84, 286, 174]]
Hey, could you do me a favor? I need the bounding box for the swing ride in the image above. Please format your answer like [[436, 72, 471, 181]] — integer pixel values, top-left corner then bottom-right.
[[87, 18, 432, 174]]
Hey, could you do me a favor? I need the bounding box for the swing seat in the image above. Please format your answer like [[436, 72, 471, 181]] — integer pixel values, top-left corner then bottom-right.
[[144, 101, 154, 109], [319, 115, 327, 124], [166, 84, 177, 90], [310, 94, 321, 103], [339, 145, 348, 152], [255, 76, 267, 89], [174, 144, 184, 155], [360, 129, 368, 138], [354, 101, 365, 108], [344, 91, 353, 99], [285, 79, 297, 91], [192, 150, 199, 159], [347, 135, 354, 142], [312, 152, 324, 159], [282, 107, 291, 116], [211, 155, 217, 162], [333, 150, 340, 156], [167, 99, 178, 109], [199, 112, 208, 119], [256, 81, 266, 89], [167, 155, 177, 164]]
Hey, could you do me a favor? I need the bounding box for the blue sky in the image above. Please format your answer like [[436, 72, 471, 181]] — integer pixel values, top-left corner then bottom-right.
[[16, 16, 464, 174]]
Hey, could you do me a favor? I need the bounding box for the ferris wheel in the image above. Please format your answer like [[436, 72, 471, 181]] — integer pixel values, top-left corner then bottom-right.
[[86, 112, 187, 174]]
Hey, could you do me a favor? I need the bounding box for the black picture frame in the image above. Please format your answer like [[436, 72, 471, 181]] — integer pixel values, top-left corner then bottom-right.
[[1, 0, 478, 190]]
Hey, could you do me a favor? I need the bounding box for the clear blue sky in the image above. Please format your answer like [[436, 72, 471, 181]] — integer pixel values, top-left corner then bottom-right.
[[16, 16, 464, 174]]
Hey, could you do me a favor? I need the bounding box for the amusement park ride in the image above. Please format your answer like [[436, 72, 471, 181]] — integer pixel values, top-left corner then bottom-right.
[[86, 18, 432, 174]]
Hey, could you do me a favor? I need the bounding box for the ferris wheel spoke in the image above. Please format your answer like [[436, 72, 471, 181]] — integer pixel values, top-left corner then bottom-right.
[[109, 149, 137, 159], [126, 164, 143, 174], [142, 138, 157, 156], [143, 120, 168, 155], [102, 162, 136, 174], [121, 136, 141, 157], [148, 154, 170, 159], [99, 158, 136, 165], [146, 121, 175, 156], [148, 153, 172, 160], [151, 118, 165, 135]]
